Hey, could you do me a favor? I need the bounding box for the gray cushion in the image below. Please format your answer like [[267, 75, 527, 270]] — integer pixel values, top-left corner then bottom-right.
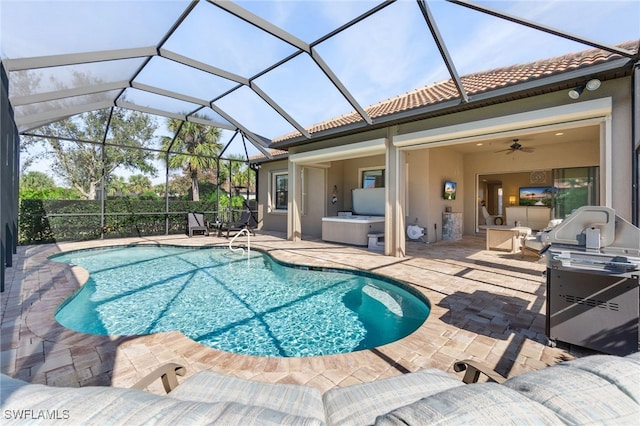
[[169, 370, 325, 421], [323, 369, 463, 425], [555, 354, 640, 404], [0, 375, 322, 426], [626, 351, 640, 363], [375, 382, 564, 425], [503, 360, 640, 425]]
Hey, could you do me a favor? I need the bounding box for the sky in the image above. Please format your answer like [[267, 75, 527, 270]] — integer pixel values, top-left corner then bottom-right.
[[1, 0, 638, 185]]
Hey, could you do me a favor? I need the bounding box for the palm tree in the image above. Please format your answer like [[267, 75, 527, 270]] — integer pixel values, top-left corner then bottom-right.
[[160, 118, 222, 201], [128, 174, 152, 196], [106, 175, 128, 197], [222, 154, 251, 194]]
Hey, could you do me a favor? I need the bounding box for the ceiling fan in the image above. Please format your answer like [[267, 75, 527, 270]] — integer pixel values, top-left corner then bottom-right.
[[495, 138, 535, 155]]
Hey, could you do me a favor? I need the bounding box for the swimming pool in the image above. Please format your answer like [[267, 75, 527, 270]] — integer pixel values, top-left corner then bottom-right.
[[52, 245, 430, 357]]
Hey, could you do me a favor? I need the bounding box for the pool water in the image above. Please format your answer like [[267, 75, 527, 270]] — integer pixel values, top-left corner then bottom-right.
[[53, 245, 430, 357]]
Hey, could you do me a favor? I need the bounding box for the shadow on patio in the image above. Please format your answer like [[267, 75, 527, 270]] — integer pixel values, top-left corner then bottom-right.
[[438, 289, 571, 378]]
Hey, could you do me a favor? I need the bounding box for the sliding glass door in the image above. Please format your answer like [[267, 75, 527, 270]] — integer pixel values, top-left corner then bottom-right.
[[552, 166, 599, 219]]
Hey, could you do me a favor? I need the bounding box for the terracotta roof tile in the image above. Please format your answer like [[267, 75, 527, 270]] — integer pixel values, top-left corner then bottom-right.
[[248, 149, 288, 162], [274, 40, 638, 143]]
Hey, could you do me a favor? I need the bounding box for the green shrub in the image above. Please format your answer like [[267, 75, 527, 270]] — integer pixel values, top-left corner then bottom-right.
[[18, 199, 229, 244]]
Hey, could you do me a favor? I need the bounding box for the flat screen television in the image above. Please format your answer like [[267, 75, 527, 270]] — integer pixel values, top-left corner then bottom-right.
[[519, 186, 555, 206], [443, 180, 457, 200]]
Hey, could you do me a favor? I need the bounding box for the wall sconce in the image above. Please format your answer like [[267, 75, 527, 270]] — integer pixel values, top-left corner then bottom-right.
[[508, 195, 516, 206], [568, 78, 601, 99]]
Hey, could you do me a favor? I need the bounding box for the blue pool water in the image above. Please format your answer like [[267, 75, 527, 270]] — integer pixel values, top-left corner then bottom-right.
[[52, 245, 430, 357]]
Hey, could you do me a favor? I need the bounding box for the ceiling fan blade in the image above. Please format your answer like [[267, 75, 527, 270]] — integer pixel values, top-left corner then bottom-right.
[[494, 148, 512, 153], [521, 147, 535, 153]]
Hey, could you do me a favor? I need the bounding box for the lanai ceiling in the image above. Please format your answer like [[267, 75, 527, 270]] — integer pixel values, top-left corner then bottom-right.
[[1, 0, 638, 158]]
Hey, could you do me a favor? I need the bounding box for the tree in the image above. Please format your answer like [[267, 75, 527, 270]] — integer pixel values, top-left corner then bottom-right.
[[21, 107, 158, 200], [106, 175, 128, 197], [159, 118, 222, 201], [19, 170, 81, 200], [218, 154, 254, 207], [127, 174, 153, 196], [20, 171, 56, 193], [168, 174, 193, 198], [221, 154, 251, 192]]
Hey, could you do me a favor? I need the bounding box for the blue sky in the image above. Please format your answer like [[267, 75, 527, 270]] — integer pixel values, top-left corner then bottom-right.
[[2, 0, 637, 183]]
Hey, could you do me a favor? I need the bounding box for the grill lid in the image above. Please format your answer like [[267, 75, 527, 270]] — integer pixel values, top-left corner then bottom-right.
[[541, 206, 640, 256]]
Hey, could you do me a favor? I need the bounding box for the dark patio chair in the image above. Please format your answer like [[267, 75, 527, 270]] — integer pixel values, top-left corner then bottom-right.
[[187, 212, 209, 237], [219, 209, 256, 238]]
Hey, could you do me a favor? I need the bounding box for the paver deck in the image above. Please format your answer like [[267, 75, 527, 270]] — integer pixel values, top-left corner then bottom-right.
[[1, 232, 584, 394]]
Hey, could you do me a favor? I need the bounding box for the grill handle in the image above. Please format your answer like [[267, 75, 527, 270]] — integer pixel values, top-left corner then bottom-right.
[[552, 254, 639, 271]]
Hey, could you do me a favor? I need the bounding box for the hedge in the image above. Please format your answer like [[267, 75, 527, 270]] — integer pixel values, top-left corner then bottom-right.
[[18, 199, 230, 244]]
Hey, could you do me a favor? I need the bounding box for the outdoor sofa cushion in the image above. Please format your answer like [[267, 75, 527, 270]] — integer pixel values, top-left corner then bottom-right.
[[168, 370, 325, 421], [322, 368, 463, 425], [501, 354, 640, 424], [0, 374, 322, 426], [375, 353, 640, 425], [155, 367, 465, 425], [375, 382, 565, 425]]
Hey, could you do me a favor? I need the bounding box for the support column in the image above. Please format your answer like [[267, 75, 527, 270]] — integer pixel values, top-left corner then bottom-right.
[[164, 152, 170, 235], [288, 161, 302, 242], [1, 65, 19, 292], [633, 62, 639, 226], [385, 127, 406, 257], [600, 116, 612, 208]]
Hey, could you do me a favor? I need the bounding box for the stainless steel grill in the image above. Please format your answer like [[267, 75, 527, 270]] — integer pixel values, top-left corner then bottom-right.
[[541, 206, 640, 356]]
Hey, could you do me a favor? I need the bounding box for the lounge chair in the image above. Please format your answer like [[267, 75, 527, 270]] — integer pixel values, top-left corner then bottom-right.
[[187, 212, 209, 237], [219, 209, 256, 238]]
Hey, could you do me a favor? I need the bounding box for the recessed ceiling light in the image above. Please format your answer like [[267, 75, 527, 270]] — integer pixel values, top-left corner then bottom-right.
[[476, 143, 483, 146], [555, 132, 564, 136]]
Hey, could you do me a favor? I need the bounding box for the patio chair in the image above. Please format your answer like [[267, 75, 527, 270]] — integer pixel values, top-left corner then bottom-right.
[[219, 209, 256, 238], [481, 204, 504, 226], [187, 212, 209, 237], [521, 218, 563, 257]]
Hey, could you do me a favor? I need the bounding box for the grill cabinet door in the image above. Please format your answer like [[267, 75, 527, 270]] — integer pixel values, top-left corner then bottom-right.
[[547, 268, 639, 356]]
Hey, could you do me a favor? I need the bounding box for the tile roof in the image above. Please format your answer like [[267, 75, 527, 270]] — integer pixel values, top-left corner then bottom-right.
[[249, 149, 288, 162], [273, 40, 638, 144]]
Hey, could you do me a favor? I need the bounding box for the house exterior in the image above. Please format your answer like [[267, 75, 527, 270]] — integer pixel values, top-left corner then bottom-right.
[[252, 41, 639, 257]]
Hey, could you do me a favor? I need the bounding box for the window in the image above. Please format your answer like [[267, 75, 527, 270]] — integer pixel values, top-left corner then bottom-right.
[[272, 171, 288, 211], [361, 169, 385, 188]]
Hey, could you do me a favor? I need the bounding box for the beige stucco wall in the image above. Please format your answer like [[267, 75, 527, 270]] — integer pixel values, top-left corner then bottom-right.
[[257, 159, 327, 238], [300, 166, 326, 237], [326, 161, 344, 217], [405, 147, 464, 242], [257, 159, 288, 233], [608, 77, 633, 216]]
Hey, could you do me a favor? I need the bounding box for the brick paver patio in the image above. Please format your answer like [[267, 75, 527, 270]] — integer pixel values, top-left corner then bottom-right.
[[1, 232, 580, 394]]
